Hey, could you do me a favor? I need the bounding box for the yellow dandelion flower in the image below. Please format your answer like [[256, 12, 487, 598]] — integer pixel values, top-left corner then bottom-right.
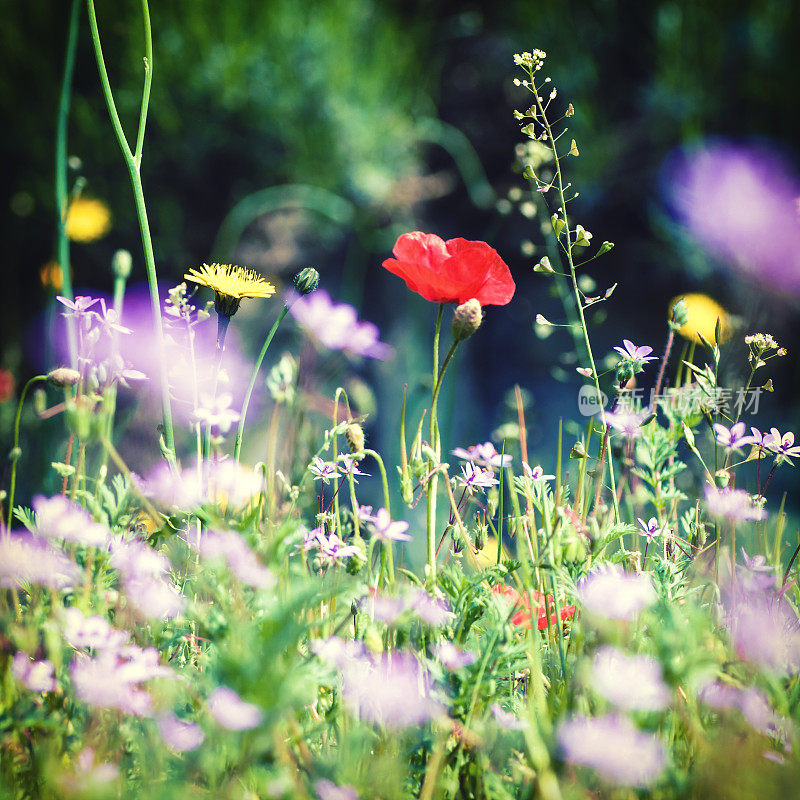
[[472, 535, 508, 569], [184, 262, 276, 318], [670, 293, 730, 345], [65, 197, 112, 243]]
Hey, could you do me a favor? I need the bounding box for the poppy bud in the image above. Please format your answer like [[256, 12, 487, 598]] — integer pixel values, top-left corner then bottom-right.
[[345, 423, 365, 453], [452, 299, 483, 342], [47, 367, 81, 388], [293, 267, 320, 296]]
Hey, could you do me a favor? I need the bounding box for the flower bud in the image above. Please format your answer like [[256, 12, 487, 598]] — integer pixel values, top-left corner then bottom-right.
[[292, 267, 320, 296], [47, 367, 81, 388], [451, 299, 482, 342], [345, 423, 365, 453], [112, 249, 133, 280], [669, 298, 689, 331]]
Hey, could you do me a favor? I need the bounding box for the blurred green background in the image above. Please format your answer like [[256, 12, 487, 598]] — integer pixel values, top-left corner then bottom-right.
[[2, 0, 799, 505]]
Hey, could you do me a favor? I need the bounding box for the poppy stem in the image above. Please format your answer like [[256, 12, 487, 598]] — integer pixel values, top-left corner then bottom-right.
[[426, 304, 445, 588]]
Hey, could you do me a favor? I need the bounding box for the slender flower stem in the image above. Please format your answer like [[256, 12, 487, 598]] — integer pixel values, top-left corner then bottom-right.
[[5, 376, 48, 528], [652, 328, 674, 402], [528, 68, 619, 524], [55, 0, 81, 367], [234, 305, 289, 463], [426, 304, 444, 586], [85, 0, 174, 455]]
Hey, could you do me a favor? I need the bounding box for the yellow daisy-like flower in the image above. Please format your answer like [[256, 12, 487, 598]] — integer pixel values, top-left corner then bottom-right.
[[183, 262, 276, 318], [670, 293, 730, 345], [65, 197, 112, 242]]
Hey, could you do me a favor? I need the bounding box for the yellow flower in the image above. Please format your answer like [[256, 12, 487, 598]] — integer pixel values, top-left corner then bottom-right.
[[472, 536, 508, 569], [40, 260, 69, 291], [670, 293, 730, 345], [184, 262, 276, 317], [65, 197, 112, 242]]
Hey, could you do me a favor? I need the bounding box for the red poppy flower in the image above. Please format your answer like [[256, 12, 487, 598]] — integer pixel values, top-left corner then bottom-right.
[[492, 584, 576, 630], [382, 232, 515, 306]]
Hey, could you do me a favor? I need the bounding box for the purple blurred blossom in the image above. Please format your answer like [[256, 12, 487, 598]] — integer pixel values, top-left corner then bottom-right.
[[737, 549, 777, 593], [704, 485, 767, 522], [727, 592, 800, 673], [577, 565, 657, 620], [288, 289, 392, 360], [0, 532, 80, 589], [314, 779, 359, 800], [360, 593, 406, 624], [451, 442, 511, 470], [434, 642, 476, 670], [666, 142, 800, 293], [207, 686, 263, 730], [33, 495, 109, 548], [603, 407, 649, 439], [362, 507, 411, 543], [11, 652, 57, 693], [157, 714, 205, 752], [591, 647, 669, 711], [341, 652, 444, 728], [311, 637, 368, 670], [490, 703, 528, 730], [613, 339, 658, 366], [557, 714, 668, 787], [62, 607, 130, 651], [193, 392, 240, 434], [68, 748, 119, 789], [195, 530, 275, 590], [410, 590, 454, 626], [699, 681, 781, 736], [713, 422, 755, 452]]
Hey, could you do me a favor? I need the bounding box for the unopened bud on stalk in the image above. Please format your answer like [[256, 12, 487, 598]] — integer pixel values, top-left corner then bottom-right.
[[669, 297, 689, 331], [112, 249, 132, 280], [47, 367, 80, 388], [452, 299, 482, 342], [345, 423, 365, 453], [293, 267, 320, 296]]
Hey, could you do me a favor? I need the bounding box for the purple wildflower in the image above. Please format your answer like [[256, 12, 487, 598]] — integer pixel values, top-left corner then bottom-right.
[[699, 682, 781, 736], [95, 298, 133, 335], [157, 714, 205, 752], [613, 339, 658, 368], [490, 703, 529, 730], [63, 748, 119, 791], [314, 779, 359, 800], [637, 516, 666, 542], [33, 495, 109, 548], [305, 527, 361, 567], [0, 532, 80, 590], [577, 564, 657, 620], [521, 462, 554, 483], [450, 442, 512, 469], [434, 642, 476, 670], [713, 422, 756, 452], [704, 485, 767, 522], [363, 507, 411, 543], [311, 637, 368, 670], [557, 714, 668, 787], [56, 295, 100, 317], [591, 647, 669, 711], [457, 462, 499, 494], [338, 454, 369, 481], [764, 428, 800, 463], [12, 652, 57, 693], [361, 593, 406, 624], [195, 530, 275, 590], [737, 549, 776, 593], [309, 457, 341, 485], [288, 289, 392, 360], [603, 407, 649, 439], [207, 686, 263, 730], [341, 652, 444, 728]]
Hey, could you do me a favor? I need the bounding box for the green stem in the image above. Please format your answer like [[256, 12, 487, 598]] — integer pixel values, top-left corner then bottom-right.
[[85, 0, 175, 456], [426, 304, 444, 586], [55, 0, 81, 367], [364, 448, 394, 584], [5, 376, 47, 528], [531, 71, 619, 524], [234, 306, 289, 463]]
